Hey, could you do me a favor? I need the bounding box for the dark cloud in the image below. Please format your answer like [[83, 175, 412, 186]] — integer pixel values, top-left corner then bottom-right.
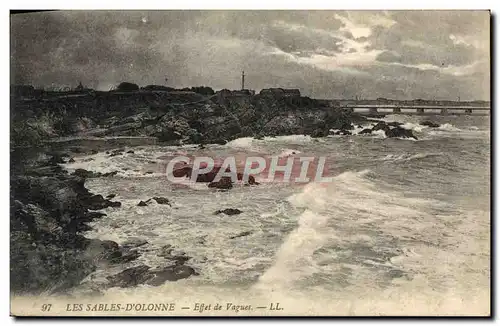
[[10, 10, 490, 100]]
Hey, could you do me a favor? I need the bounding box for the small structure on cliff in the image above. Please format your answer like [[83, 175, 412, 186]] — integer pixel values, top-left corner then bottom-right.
[[259, 88, 301, 98], [216, 89, 255, 99]]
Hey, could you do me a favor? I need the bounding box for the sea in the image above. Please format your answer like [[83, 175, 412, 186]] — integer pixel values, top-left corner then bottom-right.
[[12, 114, 491, 316]]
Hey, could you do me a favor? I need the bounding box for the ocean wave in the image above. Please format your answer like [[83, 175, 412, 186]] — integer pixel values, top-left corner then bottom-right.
[[380, 152, 444, 163], [263, 135, 313, 143], [256, 169, 437, 291], [371, 130, 387, 139], [60, 148, 172, 178], [278, 149, 301, 157], [225, 137, 255, 149], [400, 122, 425, 133], [438, 123, 461, 131]]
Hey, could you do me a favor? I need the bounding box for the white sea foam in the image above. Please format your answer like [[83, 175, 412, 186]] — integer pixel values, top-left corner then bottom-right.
[[278, 149, 301, 157], [225, 137, 255, 149], [380, 152, 443, 163], [13, 169, 488, 316], [29, 128, 489, 317], [400, 122, 426, 133], [371, 129, 387, 138], [264, 134, 313, 143], [438, 123, 461, 131]]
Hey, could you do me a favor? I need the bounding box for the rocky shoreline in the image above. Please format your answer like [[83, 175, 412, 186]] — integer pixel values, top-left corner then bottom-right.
[[10, 150, 198, 295], [10, 89, 429, 295], [11, 89, 369, 147]]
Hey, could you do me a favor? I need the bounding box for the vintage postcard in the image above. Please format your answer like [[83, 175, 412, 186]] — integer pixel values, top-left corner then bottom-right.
[[10, 10, 490, 316]]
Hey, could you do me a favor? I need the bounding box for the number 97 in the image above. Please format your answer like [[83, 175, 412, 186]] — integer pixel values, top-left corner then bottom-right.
[[41, 304, 52, 312]]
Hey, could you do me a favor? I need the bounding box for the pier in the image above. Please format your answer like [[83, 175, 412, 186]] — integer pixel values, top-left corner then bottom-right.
[[342, 105, 490, 116]]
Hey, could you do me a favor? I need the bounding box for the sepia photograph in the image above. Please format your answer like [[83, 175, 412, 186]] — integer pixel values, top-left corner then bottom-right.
[[9, 9, 491, 317]]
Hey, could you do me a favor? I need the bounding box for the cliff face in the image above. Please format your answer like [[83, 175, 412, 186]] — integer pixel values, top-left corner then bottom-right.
[[11, 90, 365, 147]]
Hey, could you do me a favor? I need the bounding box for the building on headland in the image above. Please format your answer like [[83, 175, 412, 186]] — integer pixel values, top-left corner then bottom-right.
[[259, 88, 301, 98], [216, 89, 255, 98]]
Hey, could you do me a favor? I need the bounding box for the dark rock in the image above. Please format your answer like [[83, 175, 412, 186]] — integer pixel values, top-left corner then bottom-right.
[[372, 121, 391, 133], [359, 128, 372, 135], [310, 129, 328, 138], [152, 197, 171, 205], [119, 250, 140, 263], [68, 158, 76, 163], [85, 194, 121, 210], [45, 152, 69, 165], [73, 168, 95, 178], [386, 126, 418, 140], [108, 201, 122, 208], [10, 238, 96, 293], [122, 238, 148, 249], [169, 255, 191, 265], [157, 245, 173, 257], [84, 238, 119, 255], [144, 265, 198, 286], [106, 265, 151, 288], [157, 246, 191, 265], [83, 211, 107, 221], [229, 231, 252, 239], [208, 177, 233, 189], [236, 173, 259, 185], [194, 166, 252, 184], [137, 201, 149, 207], [126, 150, 135, 154], [214, 208, 242, 215], [339, 130, 352, 135], [72, 169, 118, 178], [83, 239, 138, 265], [106, 261, 198, 287], [12, 200, 63, 240], [421, 120, 440, 128], [102, 171, 118, 177], [213, 138, 228, 145], [172, 166, 191, 178], [106, 194, 116, 199], [387, 121, 403, 127], [70, 147, 84, 154]]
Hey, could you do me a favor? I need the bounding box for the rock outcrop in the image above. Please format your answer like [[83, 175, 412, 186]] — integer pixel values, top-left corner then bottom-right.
[[10, 154, 126, 294], [214, 208, 243, 215], [421, 120, 440, 128], [356, 121, 417, 140]]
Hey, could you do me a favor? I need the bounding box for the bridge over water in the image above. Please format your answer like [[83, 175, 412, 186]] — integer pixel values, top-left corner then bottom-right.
[[342, 105, 490, 116]]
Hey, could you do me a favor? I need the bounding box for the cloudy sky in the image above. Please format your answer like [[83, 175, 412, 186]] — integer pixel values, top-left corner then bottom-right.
[[11, 10, 490, 100]]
